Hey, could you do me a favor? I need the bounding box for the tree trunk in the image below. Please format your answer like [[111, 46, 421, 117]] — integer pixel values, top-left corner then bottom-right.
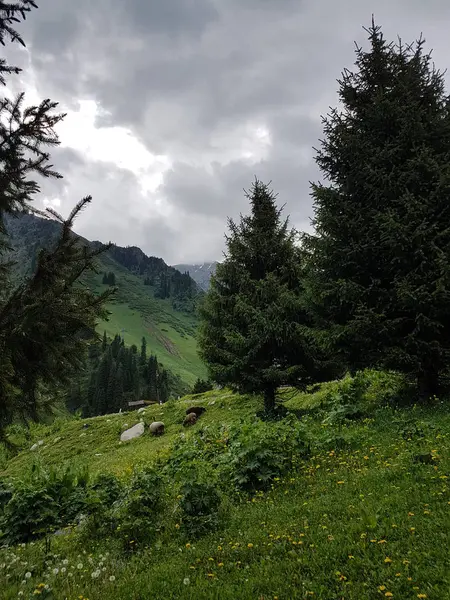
[[417, 367, 439, 404], [263, 386, 276, 414]]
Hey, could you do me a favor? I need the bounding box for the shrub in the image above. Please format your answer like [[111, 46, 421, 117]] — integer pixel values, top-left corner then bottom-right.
[[0, 465, 89, 544], [178, 479, 222, 538], [114, 467, 164, 552], [225, 416, 309, 492], [90, 472, 123, 505]]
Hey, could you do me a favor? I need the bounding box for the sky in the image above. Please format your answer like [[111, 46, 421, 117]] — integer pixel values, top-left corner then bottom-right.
[[6, 0, 450, 263]]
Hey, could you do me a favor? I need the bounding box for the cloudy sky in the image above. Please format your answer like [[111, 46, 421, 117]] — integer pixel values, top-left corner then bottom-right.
[[8, 0, 450, 263]]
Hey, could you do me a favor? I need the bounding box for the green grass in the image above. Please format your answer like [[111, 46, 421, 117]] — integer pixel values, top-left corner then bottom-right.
[[84, 254, 207, 386], [1, 379, 450, 599]]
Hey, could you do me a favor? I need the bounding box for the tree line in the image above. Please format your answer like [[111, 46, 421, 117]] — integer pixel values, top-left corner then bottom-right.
[[198, 22, 450, 412], [67, 334, 175, 416]]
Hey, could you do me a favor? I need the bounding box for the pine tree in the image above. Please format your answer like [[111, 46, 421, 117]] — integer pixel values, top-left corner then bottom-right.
[[304, 21, 450, 401], [0, 3, 114, 440], [140, 337, 147, 367], [101, 331, 107, 352], [158, 369, 170, 403], [198, 179, 318, 414], [192, 378, 213, 394]]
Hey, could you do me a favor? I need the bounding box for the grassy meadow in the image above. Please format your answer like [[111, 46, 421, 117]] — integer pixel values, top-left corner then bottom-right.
[[1, 372, 449, 599]]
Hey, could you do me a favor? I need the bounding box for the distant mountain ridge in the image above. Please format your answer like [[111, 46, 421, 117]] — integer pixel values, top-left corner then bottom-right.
[[3, 212, 207, 386], [173, 261, 218, 290]]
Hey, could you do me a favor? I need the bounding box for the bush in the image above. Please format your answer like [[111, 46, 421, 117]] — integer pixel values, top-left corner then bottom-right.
[[0, 465, 89, 544], [178, 479, 222, 538], [225, 416, 309, 492], [114, 467, 164, 552], [90, 472, 123, 505]]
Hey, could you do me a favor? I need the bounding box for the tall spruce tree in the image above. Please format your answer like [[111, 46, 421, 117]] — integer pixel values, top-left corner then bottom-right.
[[0, 2, 113, 440], [198, 179, 319, 414], [304, 21, 450, 401]]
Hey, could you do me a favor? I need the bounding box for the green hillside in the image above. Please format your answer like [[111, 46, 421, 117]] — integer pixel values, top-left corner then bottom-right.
[[1, 372, 449, 599], [4, 213, 207, 387]]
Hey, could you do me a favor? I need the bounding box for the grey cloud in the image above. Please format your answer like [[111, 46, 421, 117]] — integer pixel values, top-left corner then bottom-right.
[[8, 0, 450, 262]]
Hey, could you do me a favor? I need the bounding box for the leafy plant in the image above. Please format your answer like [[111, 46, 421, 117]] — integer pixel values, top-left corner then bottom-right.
[[0, 465, 89, 544], [226, 417, 309, 492], [114, 467, 164, 552], [178, 479, 222, 538]]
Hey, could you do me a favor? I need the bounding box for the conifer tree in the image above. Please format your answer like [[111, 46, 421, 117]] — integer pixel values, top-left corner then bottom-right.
[[140, 336, 147, 367], [198, 179, 319, 414], [304, 21, 450, 401], [0, 2, 114, 439]]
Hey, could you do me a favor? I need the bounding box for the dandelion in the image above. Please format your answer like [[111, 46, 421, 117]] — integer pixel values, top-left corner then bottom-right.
[[337, 481, 345, 484], [379, 586, 386, 591], [91, 570, 100, 579], [53, 568, 59, 575], [77, 564, 83, 570], [247, 543, 254, 548], [25, 572, 32, 579], [417, 595, 427, 599], [183, 577, 190, 585], [62, 559, 69, 565], [384, 557, 392, 563], [385, 593, 393, 598], [61, 567, 67, 574], [109, 576, 116, 582], [185, 543, 191, 549]]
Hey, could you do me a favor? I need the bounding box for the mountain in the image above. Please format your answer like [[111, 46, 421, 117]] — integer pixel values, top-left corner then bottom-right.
[[172, 261, 218, 290], [3, 212, 207, 387]]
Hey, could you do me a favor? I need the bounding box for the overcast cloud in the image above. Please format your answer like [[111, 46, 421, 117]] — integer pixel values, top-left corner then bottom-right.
[[7, 0, 450, 263]]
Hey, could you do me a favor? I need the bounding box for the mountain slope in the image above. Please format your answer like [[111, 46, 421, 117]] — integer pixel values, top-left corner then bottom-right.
[[172, 261, 218, 290], [3, 212, 207, 386], [1, 375, 449, 599]]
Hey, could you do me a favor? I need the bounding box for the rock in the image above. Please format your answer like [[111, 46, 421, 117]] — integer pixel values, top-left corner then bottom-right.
[[120, 422, 145, 442], [137, 407, 146, 414], [149, 421, 165, 436], [183, 412, 197, 427], [53, 527, 72, 537], [185, 406, 206, 417]]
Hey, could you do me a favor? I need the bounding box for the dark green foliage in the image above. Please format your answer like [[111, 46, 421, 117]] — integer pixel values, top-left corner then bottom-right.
[[115, 468, 164, 552], [303, 21, 450, 402], [68, 334, 178, 416], [192, 378, 213, 394], [178, 480, 222, 538], [225, 417, 309, 491], [0, 465, 89, 544], [0, 3, 113, 441], [107, 244, 201, 312], [90, 472, 124, 506], [102, 271, 116, 286], [198, 179, 324, 413]]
